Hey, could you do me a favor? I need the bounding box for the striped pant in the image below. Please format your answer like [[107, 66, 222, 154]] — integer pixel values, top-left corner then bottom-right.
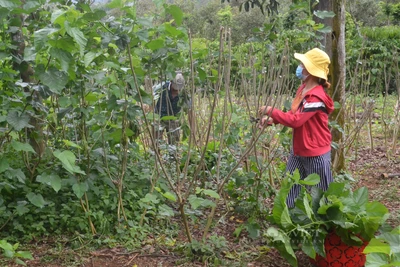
[[285, 151, 333, 208]]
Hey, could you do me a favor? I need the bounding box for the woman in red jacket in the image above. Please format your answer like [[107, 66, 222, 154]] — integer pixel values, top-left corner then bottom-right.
[[259, 48, 334, 208]]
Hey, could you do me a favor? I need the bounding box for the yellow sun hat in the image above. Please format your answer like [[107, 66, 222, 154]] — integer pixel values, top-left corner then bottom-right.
[[294, 48, 331, 80]]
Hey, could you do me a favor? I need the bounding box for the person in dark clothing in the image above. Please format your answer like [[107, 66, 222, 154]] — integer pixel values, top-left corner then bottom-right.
[[258, 48, 334, 208], [153, 72, 186, 145]]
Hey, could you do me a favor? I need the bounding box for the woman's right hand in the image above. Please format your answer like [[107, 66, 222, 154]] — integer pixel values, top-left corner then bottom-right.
[[258, 116, 273, 129]]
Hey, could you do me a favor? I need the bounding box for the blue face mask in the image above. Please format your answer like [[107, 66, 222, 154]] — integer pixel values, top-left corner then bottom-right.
[[296, 65, 304, 79]]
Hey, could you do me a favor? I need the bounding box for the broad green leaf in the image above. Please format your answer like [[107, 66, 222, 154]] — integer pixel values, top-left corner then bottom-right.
[[167, 5, 183, 26], [81, 9, 106, 21], [137, 17, 153, 28], [7, 111, 32, 131], [0, 240, 13, 251], [233, 224, 244, 238], [146, 38, 164, 51], [280, 206, 293, 228], [49, 47, 73, 72], [0, 8, 8, 21], [310, 186, 323, 215], [197, 67, 207, 81], [188, 195, 204, 209], [292, 169, 301, 183], [3, 249, 14, 258], [62, 140, 82, 150], [26, 192, 46, 208], [38, 67, 69, 94], [366, 253, 390, 267], [22, 0, 40, 13], [72, 182, 88, 199], [141, 193, 159, 204], [362, 217, 381, 239], [162, 192, 176, 202], [0, 0, 20, 9], [303, 194, 313, 220], [34, 27, 58, 50], [158, 204, 174, 217], [57, 106, 73, 120], [353, 187, 368, 208], [36, 173, 62, 192], [11, 140, 36, 153], [302, 236, 316, 259], [334, 101, 341, 109], [381, 263, 400, 267], [313, 10, 335, 19], [16, 204, 29, 216], [245, 222, 260, 239], [23, 46, 36, 61], [199, 199, 215, 208], [107, 0, 123, 9], [312, 229, 327, 257], [48, 36, 76, 53], [272, 177, 291, 225], [203, 189, 220, 199], [290, 202, 312, 224], [108, 128, 134, 142], [14, 258, 26, 266], [299, 173, 320, 186], [8, 169, 26, 184], [319, 201, 343, 215], [366, 201, 389, 218], [364, 238, 391, 255], [341, 196, 359, 213], [164, 23, 184, 37], [325, 182, 346, 197], [0, 157, 9, 173], [65, 24, 87, 55], [51, 9, 66, 24], [53, 150, 85, 175], [265, 227, 298, 267], [15, 251, 33, 259], [84, 51, 99, 67], [377, 232, 400, 253], [317, 26, 332, 33]]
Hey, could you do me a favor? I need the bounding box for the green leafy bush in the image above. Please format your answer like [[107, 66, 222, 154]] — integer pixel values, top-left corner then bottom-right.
[[264, 172, 390, 267]]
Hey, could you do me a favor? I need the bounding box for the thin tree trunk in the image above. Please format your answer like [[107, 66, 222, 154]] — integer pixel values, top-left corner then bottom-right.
[[329, 0, 346, 172], [11, 14, 46, 175], [314, 0, 346, 172]]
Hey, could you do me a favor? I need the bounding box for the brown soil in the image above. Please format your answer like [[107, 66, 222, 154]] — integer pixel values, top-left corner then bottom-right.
[[1, 144, 399, 267]]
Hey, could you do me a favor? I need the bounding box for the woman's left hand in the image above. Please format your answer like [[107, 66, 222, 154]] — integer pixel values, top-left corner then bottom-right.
[[258, 106, 272, 116]]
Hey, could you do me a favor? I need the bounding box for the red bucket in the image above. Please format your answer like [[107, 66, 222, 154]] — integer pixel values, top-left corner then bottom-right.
[[310, 231, 368, 267]]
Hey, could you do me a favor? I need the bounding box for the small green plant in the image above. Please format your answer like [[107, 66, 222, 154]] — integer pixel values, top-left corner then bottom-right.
[[0, 239, 33, 266], [264, 171, 390, 267], [186, 235, 228, 264]]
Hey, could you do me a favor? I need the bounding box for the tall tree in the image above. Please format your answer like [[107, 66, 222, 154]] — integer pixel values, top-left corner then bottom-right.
[[313, 0, 346, 172], [329, 0, 346, 172]]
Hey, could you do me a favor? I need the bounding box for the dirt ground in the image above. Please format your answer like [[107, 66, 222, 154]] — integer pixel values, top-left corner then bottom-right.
[[2, 143, 399, 267]]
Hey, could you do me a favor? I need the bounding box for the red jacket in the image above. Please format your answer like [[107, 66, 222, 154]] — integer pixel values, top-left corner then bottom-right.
[[270, 84, 334, 157]]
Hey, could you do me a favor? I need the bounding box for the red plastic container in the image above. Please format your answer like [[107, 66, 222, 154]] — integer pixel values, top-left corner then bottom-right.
[[310, 231, 368, 267]]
